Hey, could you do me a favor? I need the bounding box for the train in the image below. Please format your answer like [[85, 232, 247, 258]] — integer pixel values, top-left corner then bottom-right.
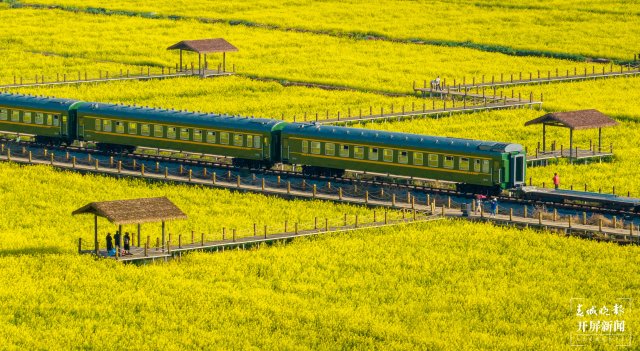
[[0, 92, 526, 194]]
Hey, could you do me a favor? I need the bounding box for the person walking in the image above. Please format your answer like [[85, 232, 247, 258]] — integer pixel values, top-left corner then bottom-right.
[[553, 172, 560, 190], [435, 76, 441, 91], [475, 194, 485, 214], [490, 198, 498, 218], [123, 232, 131, 255], [106, 233, 114, 256]]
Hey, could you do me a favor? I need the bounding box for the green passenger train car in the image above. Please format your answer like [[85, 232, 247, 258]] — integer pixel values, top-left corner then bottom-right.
[[0, 93, 82, 144], [77, 103, 286, 166], [281, 123, 526, 192]]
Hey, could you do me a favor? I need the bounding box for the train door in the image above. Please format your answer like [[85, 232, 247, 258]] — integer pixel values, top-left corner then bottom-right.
[[512, 154, 525, 186], [282, 139, 290, 162], [77, 118, 85, 140], [61, 115, 68, 137]]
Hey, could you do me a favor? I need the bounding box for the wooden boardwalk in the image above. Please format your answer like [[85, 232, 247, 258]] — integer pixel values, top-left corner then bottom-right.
[[1, 148, 637, 263], [80, 212, 443, 263], [426, 66, 640, 91], [463, 209, 639, 244], [80, 204, 640, 263], [527, 148, 613, 166], [318, 95, 541, 125], [0, 69, 233, 90]]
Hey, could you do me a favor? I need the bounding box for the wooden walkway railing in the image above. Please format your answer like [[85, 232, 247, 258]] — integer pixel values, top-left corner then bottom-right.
[[0, 65, 234, 90], [0, 144, 636, 261], [416, 64, 640, 92], [319, 90, 541, 125], [79, 210, 442, 263]]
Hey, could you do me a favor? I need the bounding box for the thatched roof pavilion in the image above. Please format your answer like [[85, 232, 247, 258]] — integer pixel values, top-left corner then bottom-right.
[[525, 110, 618, 155], [73, 197, 186, 255]]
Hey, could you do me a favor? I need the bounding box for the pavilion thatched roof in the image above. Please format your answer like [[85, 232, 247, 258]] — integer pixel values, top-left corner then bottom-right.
[[167, 38, 238, 54], [524, 110, 618, 130], [72, 197, 187, 225]]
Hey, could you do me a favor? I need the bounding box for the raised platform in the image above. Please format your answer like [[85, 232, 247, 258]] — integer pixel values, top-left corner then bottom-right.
[[527, 148, 613, 166], [519, 186, 640, 211]]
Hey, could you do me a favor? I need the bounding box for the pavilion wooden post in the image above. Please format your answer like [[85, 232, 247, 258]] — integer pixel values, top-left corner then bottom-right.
[[161, 221, 166, 252], [569, 128, 573, 161], [118, 224, 123, 250], [94, 214, 99, 254], [223, 52, 226, 72], [137, 223, 141, 248], [179, 49, 183, 72], [542, 123, 546, 152], [198, 53, 202, 76], [598, 127, 602, 153]]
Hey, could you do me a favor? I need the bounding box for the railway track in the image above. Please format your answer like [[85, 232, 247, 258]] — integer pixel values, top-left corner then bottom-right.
[[1, 137, 638, 221]]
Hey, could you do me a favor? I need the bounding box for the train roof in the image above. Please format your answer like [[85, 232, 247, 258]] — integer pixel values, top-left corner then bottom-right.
[[77, 102, 285, 133], [282, 123, 523, 155], [0, 93, 80, 112]]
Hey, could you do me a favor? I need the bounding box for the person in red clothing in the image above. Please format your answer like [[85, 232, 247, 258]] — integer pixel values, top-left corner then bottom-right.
[[553, 173, 560, 190]]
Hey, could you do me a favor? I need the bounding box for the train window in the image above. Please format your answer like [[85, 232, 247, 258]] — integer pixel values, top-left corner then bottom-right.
[[153, 125, 163, 138], [253, 135, 261, 148], [414, 152, 423, 166], [23, 112, 32, 124], [428, 154, 439, 167], [398, 151, 408, 164], [53, 115, 60, 127], [302, 140, 308, 153], [482, 160, 490, 173], [383, 149, 393, 162], [354, 146, 364, 159], [128, 122, 137, 135], [193, 129, 202, 142], [474, 159, 481, 172], [220, 132, 229, 144], [444, 156, 454, 169], [247, 135, 253, 148], [311, 141, 321, 154], [34, 113, 44, 125], [45, 114, 52, 126], [102, 120, 112, 132], [459, 157, 470, 170], [94, 118, 101, 131], [167, 127, 176, 139], [141, 124, 150, 136], [180, 128, 190, 141], [369, 147, 379, 160], [0, 109, 6, 121], [10, 110, 19, 122], [325, 143, 335, 156], [115, 121, 125, 134], [340, 145, 349, 157], [206, 131, 216, 143], [233, 134, 244, 146]]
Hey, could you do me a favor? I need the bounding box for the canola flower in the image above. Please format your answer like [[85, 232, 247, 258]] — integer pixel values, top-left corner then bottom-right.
[[0, 8, 614, 92], [18, 0, 639, 60]]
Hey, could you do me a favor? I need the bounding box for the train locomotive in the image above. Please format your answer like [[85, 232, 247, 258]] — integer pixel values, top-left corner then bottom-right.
[[0, 92, 526, 193]]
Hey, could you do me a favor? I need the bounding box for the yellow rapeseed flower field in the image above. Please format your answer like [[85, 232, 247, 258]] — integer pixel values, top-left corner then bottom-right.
[[20, 0, 640, 60], [0, 1, 638, 349], [0, 8, 614, 92], [0, 162, 637, 350]]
